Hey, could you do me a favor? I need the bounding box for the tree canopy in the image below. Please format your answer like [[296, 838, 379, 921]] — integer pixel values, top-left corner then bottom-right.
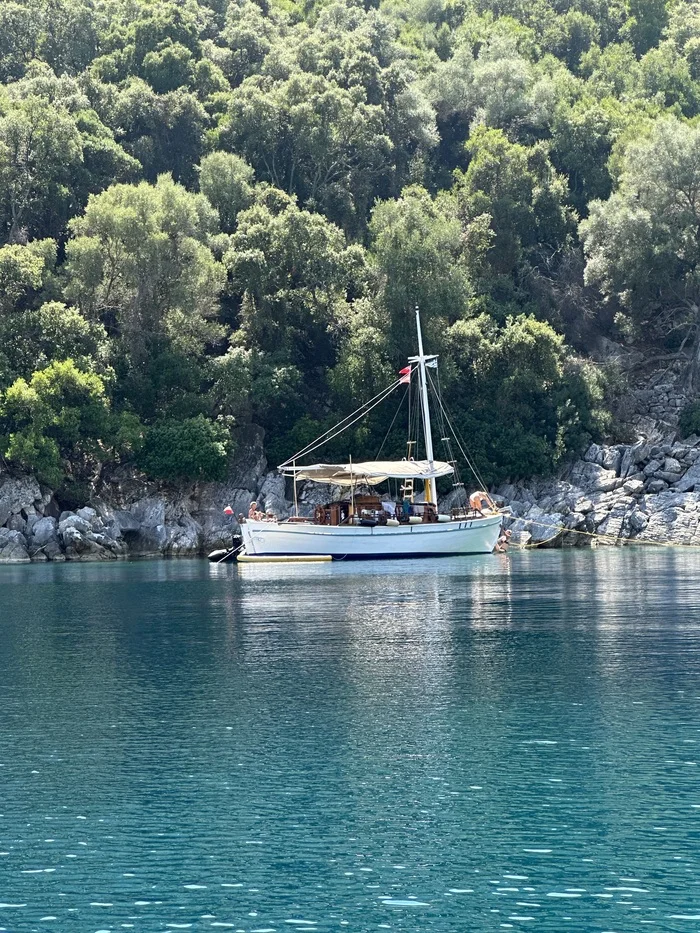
[[2, 0, 700, 492]]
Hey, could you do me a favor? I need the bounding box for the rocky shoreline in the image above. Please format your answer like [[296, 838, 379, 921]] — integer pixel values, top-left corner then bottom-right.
[[496, 434, 700, 547], [4, 421, 700, 562]]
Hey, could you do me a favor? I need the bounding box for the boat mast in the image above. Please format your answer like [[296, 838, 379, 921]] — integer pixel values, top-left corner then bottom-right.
[[413, 305, 436, 504]]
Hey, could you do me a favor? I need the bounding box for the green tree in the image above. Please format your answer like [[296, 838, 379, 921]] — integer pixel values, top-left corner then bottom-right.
[[198, 151, 255, 233], [581, 116, 700, 387], [0, 360, 121, 486], [455, 126, 574, 277], [621, 0, 669, 56], [443, 314, 603, 482], [107, 79, 208, 185], [550, 98, 623, 215], [64, 174, 225, 415], [0, 239, 56, 314], [217, 72, 392, 232], [137, 415, 232, 481], [368, 185, 476, 355]]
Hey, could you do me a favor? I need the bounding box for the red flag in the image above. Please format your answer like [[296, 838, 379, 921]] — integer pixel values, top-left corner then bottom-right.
[[399, 366, 411, 375], [399, 365, 412, 384], [223, 505, 234, 515]]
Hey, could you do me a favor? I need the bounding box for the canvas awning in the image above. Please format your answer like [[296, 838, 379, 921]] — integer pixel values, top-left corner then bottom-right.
[[279, 460, 454, 486]]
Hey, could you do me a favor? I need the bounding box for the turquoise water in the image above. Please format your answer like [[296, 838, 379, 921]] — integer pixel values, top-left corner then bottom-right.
[[1, 550, 700, 933]]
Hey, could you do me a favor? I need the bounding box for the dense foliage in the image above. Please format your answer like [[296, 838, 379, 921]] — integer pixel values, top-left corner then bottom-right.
[[1, 0, 699, 492]]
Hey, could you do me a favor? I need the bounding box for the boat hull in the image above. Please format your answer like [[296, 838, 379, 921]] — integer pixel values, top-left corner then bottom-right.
[[240, 514, 502, 559]]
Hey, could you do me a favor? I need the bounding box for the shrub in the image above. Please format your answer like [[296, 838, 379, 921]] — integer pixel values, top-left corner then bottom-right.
[[679, 400, 700, 439], [0, 360, 115, 486], [137, 416, 232, 482]]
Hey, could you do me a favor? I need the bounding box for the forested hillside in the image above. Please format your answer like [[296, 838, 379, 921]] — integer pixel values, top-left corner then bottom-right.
[[0, 0, 698, 503]]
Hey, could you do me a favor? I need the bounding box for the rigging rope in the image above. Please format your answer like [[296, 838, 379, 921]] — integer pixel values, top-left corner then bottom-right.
[[375, 386, 409, 460], [426, 369, 494, 504], [280, 377, 402, 467]]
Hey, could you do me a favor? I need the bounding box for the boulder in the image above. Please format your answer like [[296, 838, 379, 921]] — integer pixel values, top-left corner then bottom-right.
[[522, 507, 565, 545], [62, 526, 117, 561], [628, 510, 649, 532], [602, 446, 623, 474], [0, 474, 42, 527], [112, 509, 141, 534], [596, 507, 628, 542], [58, 514, 92, 536], [583, 443, 604, 464], [672, 462, 700, 492], [75, 506, 100, 527], [258, 471, 290, 520], [30, 516, 58, 548], [619, 441, 650, 478], [6, 513, 26, 533], [663, 457, 683, 473], [568, 461, 623, 492], [0, 528, 30, 562], [645, 479, 667, 494], [654, 470, 684, 484]]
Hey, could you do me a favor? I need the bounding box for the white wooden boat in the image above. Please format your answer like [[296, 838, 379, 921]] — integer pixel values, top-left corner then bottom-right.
[[239, 307, 503, 560], [241, 512, 501, 559]]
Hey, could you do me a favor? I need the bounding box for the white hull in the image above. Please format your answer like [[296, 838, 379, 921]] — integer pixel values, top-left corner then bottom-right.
[[240, 514, 502, 559]]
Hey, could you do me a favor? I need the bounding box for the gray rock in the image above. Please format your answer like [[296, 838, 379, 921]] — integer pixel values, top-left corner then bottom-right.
[[568, 461, 623, 492], [583, 443, 603, 465], [129, 497, 166, 528], [0, 528, 30, 562], [620, 441, 650, 478], [623, 479, 645, 495], [112, 509, 141, 534], [654, 470, 684, 484], [672, 462, 700, 492], [258, 471, 290, 520], [596, 507, 628, 542], [62, 526, 116, 561], [58, 514, 92, 536], [643, 459, 662, 477], [30, 516, 58, 548], [44, 540, 64, 560], [523, 507, 565, 545], [0, 474, 42, 526], [76, 506, 100, 527], [163, 515, 202, 556], [671, 443, 690, 460], [628, 510, 648, 532], [663, 457, 683, 473], [602, 446, 623, 474], [645, 479, 668, 493], [6, 513, 26, 533]]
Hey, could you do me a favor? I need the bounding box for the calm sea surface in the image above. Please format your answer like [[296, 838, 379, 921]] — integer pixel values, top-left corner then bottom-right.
[[1, 549, 700, 933]]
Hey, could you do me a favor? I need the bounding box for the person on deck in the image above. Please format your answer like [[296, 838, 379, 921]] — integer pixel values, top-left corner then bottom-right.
[[401, 497, 412, 522], [248, 501, 263, 520], [469, 490, 491, 515]]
